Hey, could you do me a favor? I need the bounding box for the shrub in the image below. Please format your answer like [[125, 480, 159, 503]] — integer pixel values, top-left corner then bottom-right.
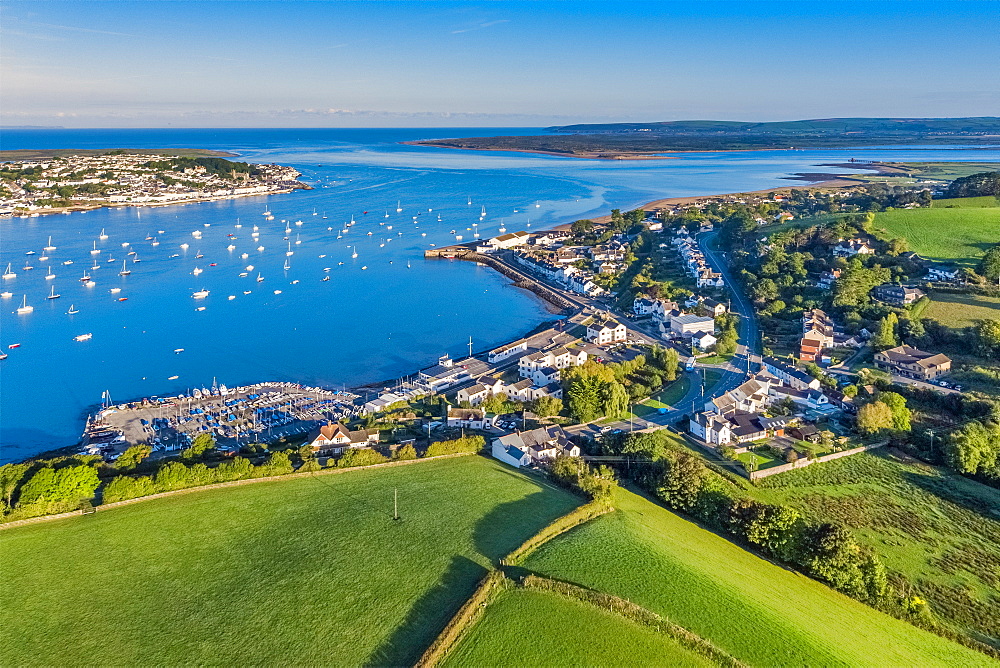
[[337, 448, 388, 468], [424, 435, 484, 457]]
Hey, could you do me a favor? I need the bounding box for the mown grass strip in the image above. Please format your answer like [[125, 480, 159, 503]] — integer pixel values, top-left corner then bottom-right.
[[520, 575, 747, 668]]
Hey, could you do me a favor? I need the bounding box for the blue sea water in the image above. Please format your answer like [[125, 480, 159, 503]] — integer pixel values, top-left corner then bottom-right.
[[2, 127, 998, 461]]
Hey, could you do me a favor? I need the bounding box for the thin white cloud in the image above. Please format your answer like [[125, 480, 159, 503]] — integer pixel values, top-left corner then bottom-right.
[[19, 20, 137, 38], [451, 20, 509, 34]]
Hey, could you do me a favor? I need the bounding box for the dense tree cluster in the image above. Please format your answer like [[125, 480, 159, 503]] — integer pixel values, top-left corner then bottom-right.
[[944, 171, 1000, 198], [549, 455, 617, 500]]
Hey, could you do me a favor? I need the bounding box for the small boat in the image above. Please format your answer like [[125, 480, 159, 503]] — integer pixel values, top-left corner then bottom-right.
[[256, 273, 264, 282], [110, 288, 121, 294], [203, 223, 211, 228], [228, 295, 236, 300], [239, 272, 248, 277], [22, 261, 33, 271], [246, 265, 254, 271], [209, 263, 217, 267], [44, 236, 56, 251], [286, 242, 294, 257], [63, 260, 74, 265], [85, 280, 96, 287], [90, 241, 100, 255], [151, 238, 160, 246], [74, 333, 92, 342], [8, 343, 22, 349], [195, 306, 206, 311], [295, 219, 303, 226], [168, 375, 179, 380], [46, 286, 60, 300], [291, 279, 299, 285], [117, 297, 128, 302], [99, 228, 108, 240], [121, 242, 130, 248], [283, 259, 291, 270], [319, 254, 327, 258], [351, 247, 358, 259], [227, 244, 236, 251], [241, 253, 249, 259], [119, 259, 131, 276], [407, 261, 411, 268], [132, 255, 141, 263], [321, 276, 330, 281], [0, 353, 7, 360], [79, 271, 91, 282], [192, 230, 202, 238], [2, 264, 15, 280], [174, 348, 185, 353], [243, 290, 251, 295], [24, 250, 35, 256], [67, 304, 79, 314], [195, 252, 204, 259], [169, 254, 180, 259], [295, 234, 301, 245], [384, 210, 390, 218], [396, 201, 402, 213], [39, 255, 49, 261], [312, 208, 318, 216], [0, 291, 10, 298], [273, 290, 282, 295], [180, 243, 189, 250], [192, 267, 203, 275], [192, 289, 210, 299], [16, 295, 33, 314], [257, 246, 265, 252], [535, 201, 541, 208], [361, 266, 368, 270]]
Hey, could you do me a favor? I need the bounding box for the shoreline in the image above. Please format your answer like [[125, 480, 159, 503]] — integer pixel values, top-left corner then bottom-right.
[[2, 184, 312, 219], [401, 140, 678, 160]]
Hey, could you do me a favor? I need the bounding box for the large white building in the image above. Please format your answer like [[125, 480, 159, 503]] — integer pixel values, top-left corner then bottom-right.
[[586, 318, 627, 345]]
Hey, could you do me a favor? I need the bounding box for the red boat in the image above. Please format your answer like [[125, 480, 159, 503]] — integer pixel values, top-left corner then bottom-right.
[[117, 297, 128, 302], [209, 263, 217, 266], [8, 343, 22, 349]]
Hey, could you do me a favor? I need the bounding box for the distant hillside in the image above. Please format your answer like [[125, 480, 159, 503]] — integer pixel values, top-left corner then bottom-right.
[[413, 117, 1000, 156]]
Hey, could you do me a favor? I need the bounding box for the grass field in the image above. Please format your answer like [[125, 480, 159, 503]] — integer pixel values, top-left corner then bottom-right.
[[631, 376, 693, 418], [874, 206, 1000, 266], [523, 487, 992, 667], [0, 456, 582, 666], [933, 196, 1000, 209], [444, 588, 713, 668], [752, 450, 1000, 646], [926, 291, 1000, 328]]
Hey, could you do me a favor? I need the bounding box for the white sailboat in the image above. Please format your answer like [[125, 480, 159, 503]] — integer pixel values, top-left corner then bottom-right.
[[283, 258, 291, 271], [90, 241, 100, 255], [384, 210, 390, 218], [16, 295, 32, 314], [119, 258, 131, 276], [256, 273, 264, 282], [396, 201, 402, 213], [47, 286, 60, 300], [99, 228, 108, 240], [2, 263, 15, 279], [45, 267, 56, 279], [286, 242, 294, 257], [67, 304, 79, 315], [44, 236, 56, 251], [351, 246, 358, 259]]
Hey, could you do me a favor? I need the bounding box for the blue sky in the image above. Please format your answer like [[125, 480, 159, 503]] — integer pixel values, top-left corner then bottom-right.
[[2, 1, 998, 127]]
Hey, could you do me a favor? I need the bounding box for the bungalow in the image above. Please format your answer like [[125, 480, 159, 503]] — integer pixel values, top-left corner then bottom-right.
[[586, 317, 627, 345], [788, 424, 820, 442], [447, 407, 488, 430], [874, 345, 952, 380], [925, 265, 961, 283]]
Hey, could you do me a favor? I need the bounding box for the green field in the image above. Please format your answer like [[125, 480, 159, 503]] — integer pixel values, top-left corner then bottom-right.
[[523, 487, 991, 667], [444, 588, 713, 668], [874, 206, 1000, 266], [926, 291, 1000, 328], [0, 457, 581, 666], [933, 196, 1000, 209], [752, 450, 1000, 646]]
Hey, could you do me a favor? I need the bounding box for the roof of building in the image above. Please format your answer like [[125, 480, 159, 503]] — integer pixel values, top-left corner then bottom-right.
[[462, 383, 489, 396], [449, 407, 485, 420], [672, 313, 715, 326], [877, 345, 952, 368]]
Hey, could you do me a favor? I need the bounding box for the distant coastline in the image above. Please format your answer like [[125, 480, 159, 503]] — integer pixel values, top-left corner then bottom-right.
[[0, 149, 310, 217]]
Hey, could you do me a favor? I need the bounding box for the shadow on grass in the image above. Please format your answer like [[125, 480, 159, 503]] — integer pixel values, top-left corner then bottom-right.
[[364, 554, 486, 667]]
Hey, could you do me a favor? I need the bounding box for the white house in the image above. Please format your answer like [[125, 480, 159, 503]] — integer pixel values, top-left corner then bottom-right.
[[833, 239, 875, 257], [762, 357, 821, 391], [363, 392, 405, 415], [456, 383, 491, 406], [491, 425, 579, 468], [692, 330, 717, 350], [447, 407, 488, 430], [925, 265, 961, 283], [531, 366, 561, 387], [489, 231, 531, 248], [689, 412, 732, 445], [586, 318, 627, 345]]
